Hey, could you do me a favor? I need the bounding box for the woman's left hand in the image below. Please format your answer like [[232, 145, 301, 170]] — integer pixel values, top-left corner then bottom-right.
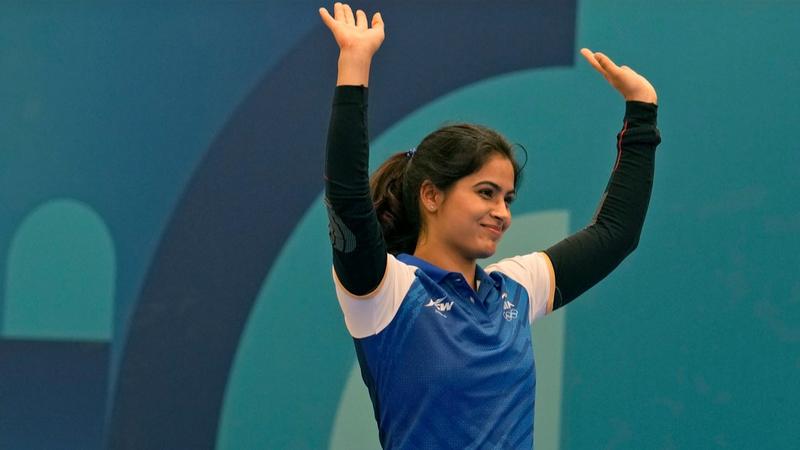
[[580, 48, 657, 105]]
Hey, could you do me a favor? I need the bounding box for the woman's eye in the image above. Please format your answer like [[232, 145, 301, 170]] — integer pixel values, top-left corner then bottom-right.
[[479, 190, 493, 198]]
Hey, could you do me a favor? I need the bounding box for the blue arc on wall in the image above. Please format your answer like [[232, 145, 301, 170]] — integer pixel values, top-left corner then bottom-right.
[[107, 2, 576, 448]]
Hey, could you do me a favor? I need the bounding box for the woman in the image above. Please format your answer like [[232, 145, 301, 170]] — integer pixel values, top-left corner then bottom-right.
[[320, 3, 661, 449]]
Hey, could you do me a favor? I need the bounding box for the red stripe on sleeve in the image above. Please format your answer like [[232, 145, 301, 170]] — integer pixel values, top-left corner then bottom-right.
[[614, 120, 629, 171]]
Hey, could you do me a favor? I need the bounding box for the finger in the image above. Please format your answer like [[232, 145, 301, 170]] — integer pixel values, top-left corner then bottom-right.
[[333, 2, 343, 22], [579, 48, 605, 75], [343, 3, 355, 25], [594, 52, 621, 74], [372, 12, 384, 29], [355, 9, 367, 30], [319, 7, 336, 29]]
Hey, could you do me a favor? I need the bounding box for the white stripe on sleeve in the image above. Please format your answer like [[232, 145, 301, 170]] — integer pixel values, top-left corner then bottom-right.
[[486, 251, 556, 323], [332, 254, 418, 339]]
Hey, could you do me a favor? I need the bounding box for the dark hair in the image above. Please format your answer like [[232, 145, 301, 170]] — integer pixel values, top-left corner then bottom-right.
[[370, 123, 522, 255]]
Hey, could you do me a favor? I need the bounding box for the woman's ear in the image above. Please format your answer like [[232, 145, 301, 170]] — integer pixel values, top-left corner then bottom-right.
[[419, 180, 442, 213]]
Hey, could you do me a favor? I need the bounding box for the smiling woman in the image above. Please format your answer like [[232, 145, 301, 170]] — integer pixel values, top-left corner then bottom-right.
[[319, 2, 661, 448]]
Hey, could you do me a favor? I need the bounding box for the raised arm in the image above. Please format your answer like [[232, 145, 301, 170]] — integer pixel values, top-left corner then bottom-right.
[[544, 49, 662, 308], [321, 3, 388, 296]]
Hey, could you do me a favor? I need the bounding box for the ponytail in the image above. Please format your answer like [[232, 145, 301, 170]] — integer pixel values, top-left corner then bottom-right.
[[370, 152, 419, 255]]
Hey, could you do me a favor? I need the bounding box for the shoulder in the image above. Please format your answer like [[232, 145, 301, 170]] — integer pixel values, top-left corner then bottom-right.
[[486, 252, 553, 283], [486, 252, 556, 322], [333, 254, 419, 338]]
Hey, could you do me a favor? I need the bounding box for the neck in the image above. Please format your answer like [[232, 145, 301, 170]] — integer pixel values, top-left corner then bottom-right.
[[413, 241, 477, 289]]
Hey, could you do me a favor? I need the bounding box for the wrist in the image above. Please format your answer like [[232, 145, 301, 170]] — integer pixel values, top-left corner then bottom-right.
[[336, 53, 373, 87], [623, 89, 657, 105], [625, 95, 658, 105], [338, 50, 375, 70]]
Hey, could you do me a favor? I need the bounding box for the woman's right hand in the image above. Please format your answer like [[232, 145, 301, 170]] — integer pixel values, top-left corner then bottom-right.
[[319, 3, 385, 60]]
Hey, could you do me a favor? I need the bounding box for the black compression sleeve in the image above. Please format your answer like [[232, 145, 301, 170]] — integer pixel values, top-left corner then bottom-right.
[[324, 86, 387, 296], [544, 101, 661, 308]]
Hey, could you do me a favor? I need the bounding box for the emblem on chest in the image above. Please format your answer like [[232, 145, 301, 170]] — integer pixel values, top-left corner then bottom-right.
[[425, 297, 454, 317], [502, 292, 518, 321]]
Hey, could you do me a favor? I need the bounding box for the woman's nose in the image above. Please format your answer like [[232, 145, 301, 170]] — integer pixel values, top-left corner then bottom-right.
[[491, 201, 511, 225]]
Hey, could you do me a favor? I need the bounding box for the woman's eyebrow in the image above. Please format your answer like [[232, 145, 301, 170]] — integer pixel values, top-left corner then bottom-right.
[[473, 181, 516, 195]]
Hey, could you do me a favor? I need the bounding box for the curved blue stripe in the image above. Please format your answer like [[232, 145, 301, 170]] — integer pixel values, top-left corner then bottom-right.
[[107, 2, 576, 448]]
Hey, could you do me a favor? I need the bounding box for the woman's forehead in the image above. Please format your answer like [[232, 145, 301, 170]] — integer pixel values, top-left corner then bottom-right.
[[464, 155, 516, 189]]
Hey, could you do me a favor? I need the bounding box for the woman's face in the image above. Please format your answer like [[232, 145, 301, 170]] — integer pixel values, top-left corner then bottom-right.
[[424, 153, 516, 261]]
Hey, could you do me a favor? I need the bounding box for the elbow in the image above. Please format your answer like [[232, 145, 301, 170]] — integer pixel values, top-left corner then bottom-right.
[[624, 229, 642, 256]]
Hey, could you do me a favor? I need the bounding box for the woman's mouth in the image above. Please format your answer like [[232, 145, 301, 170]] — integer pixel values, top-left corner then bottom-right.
[[481, 224, 504, 238]]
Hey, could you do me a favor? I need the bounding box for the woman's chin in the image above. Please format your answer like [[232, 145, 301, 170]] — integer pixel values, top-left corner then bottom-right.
[[474, 245, 498, 260]]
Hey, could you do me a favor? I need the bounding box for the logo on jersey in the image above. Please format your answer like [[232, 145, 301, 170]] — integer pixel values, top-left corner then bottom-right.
[[425, 297, 454, 317], [502, 293, 518, 321]]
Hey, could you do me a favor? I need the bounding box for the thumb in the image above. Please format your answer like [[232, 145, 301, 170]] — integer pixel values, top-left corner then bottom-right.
[[319, 7, 335, 30], [372, 12, 384, 29]]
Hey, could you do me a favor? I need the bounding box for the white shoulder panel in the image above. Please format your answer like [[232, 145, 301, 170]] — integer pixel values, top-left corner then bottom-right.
[[486, 251, 556, 323], [332, 254, 418, 339]]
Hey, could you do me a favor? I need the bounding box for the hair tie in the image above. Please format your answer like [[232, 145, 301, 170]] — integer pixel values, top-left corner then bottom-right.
[[405, 147, 417, 159]]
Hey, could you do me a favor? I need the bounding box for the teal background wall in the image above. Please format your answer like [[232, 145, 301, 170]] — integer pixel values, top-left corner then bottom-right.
[[1, 1, 798, 449]]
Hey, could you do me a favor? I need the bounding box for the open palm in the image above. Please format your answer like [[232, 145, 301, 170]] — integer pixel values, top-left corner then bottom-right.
[[581, 48, 658, 104], [319, 3, 384, 58]]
